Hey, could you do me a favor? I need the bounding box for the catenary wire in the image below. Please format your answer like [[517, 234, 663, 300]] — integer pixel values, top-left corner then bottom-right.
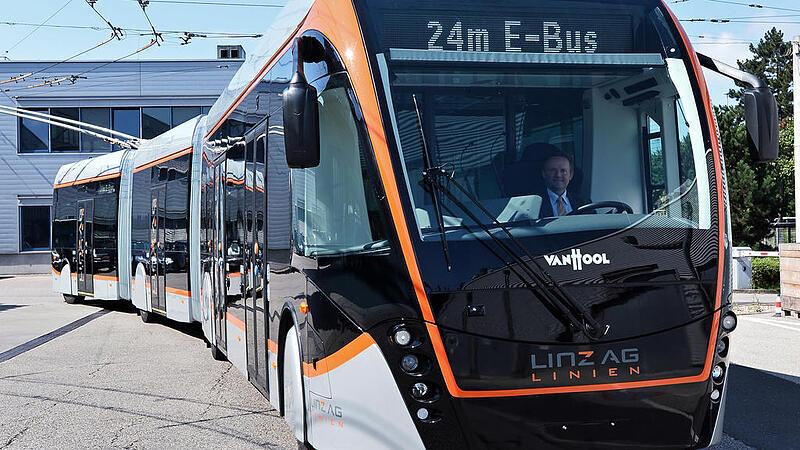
[[4, 0, 76, 57]]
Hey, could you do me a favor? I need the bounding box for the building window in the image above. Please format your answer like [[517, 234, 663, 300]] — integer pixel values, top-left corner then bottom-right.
[[51, 108, 81, 152], [172, 106, 201, 128], [81, 108, 111, 152], [18, 106, 210, 153], [142, 107, 171, 139], [19, 108, 49, 153], [113, 108, 141, 151], [20, 205, 51, 252]]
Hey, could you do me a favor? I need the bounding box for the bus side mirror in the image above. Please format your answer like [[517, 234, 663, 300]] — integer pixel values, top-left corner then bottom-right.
[[743, 87, 779, 162], [282, 71, 319, 169]]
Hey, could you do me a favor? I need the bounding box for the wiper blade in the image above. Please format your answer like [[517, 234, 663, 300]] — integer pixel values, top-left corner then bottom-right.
[[411, 94, 452, 271], [425, 167, 610, 341]]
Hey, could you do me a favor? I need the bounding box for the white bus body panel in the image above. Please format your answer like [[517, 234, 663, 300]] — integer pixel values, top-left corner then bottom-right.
[[131, 262, 149, 311], [305, 343, 425, 450], [189, 116, 208, 324], [117, 150, 135, 300], [226, 318, 248, 374], [165, 291, 191, 322], [52, 264, 72, 295], [91, 277, 118, 300]]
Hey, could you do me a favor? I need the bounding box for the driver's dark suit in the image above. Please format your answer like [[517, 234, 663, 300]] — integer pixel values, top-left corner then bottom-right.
[[538, 189, 591, 217]]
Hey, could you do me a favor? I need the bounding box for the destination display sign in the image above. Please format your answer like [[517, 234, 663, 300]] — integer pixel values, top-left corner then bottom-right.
[[382, 13, 634, 54]]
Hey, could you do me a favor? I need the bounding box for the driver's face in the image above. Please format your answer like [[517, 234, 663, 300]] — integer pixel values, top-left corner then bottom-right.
[[542, 156, 573, 195]]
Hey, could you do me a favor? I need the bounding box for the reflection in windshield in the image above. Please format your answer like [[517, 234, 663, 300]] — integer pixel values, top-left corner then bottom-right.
[[381, 56, 711, 240]]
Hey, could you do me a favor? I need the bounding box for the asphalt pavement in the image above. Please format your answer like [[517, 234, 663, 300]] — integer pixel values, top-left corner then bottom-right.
[[0, 276, 295, 449], [0, 276, 798, 449]]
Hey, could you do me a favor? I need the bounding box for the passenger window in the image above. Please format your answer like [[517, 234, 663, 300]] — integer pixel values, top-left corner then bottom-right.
[[645, 116, 666, 209], [292, 75, 388, 257]]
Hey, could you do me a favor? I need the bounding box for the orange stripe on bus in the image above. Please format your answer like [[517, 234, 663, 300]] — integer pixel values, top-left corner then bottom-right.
[[311, 0, 727, 397], [165, 287, 191, 297], [227, 272, 241, 278], [52, 267, 61, 276], [54, 172, 121, 189], [226, 312, 245, 331], [267, 338, 278, 354], [133, 147, 193, 173], [302, 333, 374, 377], [663, 1, 725, 382], [94, 274, 118, 281]]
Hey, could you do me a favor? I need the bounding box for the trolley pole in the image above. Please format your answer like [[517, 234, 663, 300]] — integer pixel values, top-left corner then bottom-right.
[[794, 36, 800, 242]]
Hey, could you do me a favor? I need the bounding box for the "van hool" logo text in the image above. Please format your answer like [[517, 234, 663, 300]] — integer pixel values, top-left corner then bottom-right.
[[543, 249, 610, 271]]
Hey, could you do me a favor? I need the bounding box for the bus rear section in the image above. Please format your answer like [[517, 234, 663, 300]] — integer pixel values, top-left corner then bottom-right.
[[348, 0, 733, 447], [52, 152, 127, 302]]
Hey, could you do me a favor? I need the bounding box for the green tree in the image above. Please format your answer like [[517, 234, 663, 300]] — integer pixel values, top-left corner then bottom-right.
[[717, 28, 793, 248]]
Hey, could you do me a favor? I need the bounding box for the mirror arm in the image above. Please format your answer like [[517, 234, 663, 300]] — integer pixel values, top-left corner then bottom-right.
[[696, 52, 766, 89]]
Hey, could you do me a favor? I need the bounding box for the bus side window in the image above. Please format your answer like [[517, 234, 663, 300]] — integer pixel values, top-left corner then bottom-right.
[[644, 115, 666, 211], [291, 73, 388, 258]]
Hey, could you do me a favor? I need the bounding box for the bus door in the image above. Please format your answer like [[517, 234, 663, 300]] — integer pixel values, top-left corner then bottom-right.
[[244, 121, 270, 392], [76, 199, 94, 296], [149, 185, 167, 313], [213, 162, 227, 352]]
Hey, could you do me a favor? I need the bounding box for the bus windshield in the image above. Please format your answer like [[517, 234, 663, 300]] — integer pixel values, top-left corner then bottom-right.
[[362, 0, 713, 241]]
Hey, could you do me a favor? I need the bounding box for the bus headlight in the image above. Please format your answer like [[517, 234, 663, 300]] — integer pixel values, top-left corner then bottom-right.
[[721, 312, 737, 332], [710, 389, 721, 402], [411, 382, 429, 399], [401, 354, 419, 373], [712, 364, 725, 382], [394, 328, 412, 346], [716, 338, 727, 355]]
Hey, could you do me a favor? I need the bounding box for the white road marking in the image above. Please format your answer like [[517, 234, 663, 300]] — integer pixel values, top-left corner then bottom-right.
[[741, 317, 800, 333]]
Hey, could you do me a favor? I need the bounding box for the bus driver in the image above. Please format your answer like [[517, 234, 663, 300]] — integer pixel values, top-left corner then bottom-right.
[[539, 151, 590, 217]]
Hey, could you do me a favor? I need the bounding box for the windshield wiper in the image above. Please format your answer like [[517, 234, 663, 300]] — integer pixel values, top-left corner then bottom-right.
[[408, 94, 608, 340], [425, 167, 610, 341], [412, 94, 452, 271]]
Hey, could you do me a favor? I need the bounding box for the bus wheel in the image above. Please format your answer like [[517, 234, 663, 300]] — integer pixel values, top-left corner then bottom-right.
[[282, 325, 306, 443], [63, 294, 84, 304], [139, 309, 154, 323]]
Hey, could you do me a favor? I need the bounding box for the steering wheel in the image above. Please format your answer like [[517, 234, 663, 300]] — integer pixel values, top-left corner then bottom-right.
[[568, 201, 633, 215]]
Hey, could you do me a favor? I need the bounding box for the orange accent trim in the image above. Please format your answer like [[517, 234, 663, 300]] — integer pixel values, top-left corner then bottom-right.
[[133, 147, 192, 173], [166, 287, 191, 297], [227, 272, 241, 278], [226, 311, 245, 331], [54, 172, 120, 189], [302, 333, 374, 377], [267, 338, 278, 354], [314, 0, 727, 397], [94, 274, 118, 281], [52, 267, 61, 276]]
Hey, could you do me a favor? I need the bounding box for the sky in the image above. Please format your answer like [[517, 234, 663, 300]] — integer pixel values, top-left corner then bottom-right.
[[1, 0, 799, 105]]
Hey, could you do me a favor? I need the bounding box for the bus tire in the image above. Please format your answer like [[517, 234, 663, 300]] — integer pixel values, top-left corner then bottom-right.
[[63, 294, 84, 304], [282, 325, 306, 444], [139, 309, 154, 323]]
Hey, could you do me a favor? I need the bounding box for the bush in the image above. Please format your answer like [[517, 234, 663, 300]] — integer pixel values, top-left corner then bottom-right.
[[751, 257, 780, 291]]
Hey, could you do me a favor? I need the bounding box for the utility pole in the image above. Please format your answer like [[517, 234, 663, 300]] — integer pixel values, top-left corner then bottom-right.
[[794, 36, 800, 242]]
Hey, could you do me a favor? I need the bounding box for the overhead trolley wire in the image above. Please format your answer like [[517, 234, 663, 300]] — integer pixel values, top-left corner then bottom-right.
[[85, 0, 125, 39], [3, 38, 159, 93], [3, 0, 76, 58], [0, 33, 119, 86], [125, 0, 283, 7], [0, 21, 262, 38], [135, 0, 165, 45]]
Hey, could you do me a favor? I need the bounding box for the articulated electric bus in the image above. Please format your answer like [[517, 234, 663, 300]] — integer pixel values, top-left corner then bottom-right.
[[50, 0, 780, 447]]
